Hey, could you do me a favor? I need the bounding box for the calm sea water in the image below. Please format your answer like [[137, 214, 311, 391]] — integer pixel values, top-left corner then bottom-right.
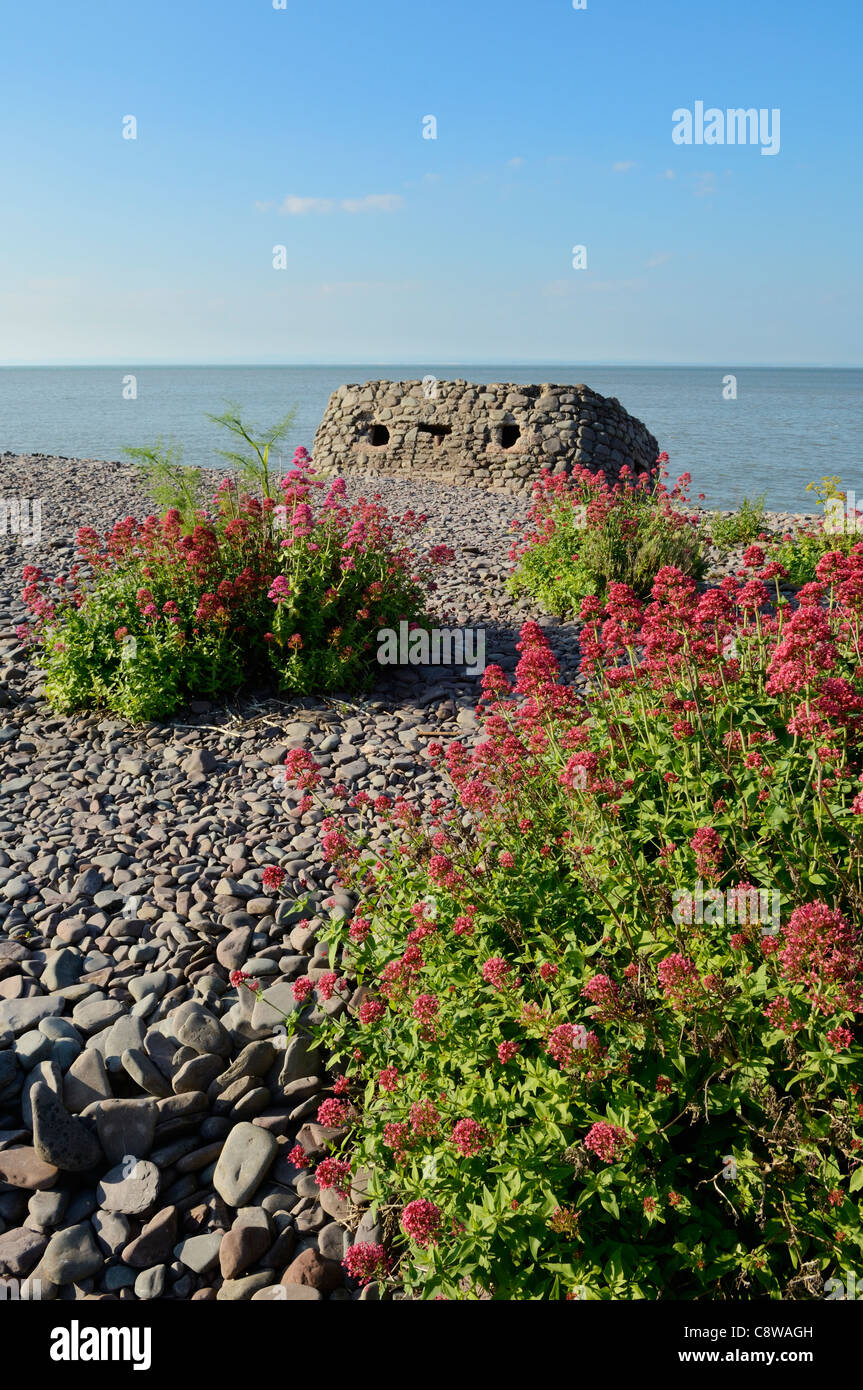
[[0, 366, 860, 512]]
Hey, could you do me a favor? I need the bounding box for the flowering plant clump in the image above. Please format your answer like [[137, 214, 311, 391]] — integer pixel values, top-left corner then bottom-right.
[[767, 476, 863, 586], [507, 456, 706, 615], [707, 494, 768, 551], [343, 1242, 389, 1286], [293, 546, 863, 1300], [19, 444, 452, 718]]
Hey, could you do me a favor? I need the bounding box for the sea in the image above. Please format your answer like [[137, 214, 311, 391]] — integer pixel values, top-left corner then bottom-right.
[[0, 365, 860, 513]]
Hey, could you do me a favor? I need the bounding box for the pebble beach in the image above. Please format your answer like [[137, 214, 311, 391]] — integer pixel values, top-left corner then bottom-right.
[[0, 451, 815, 1301]]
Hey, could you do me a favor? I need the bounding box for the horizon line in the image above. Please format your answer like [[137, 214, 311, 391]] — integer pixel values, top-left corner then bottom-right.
[[1, 361, 861, 371]]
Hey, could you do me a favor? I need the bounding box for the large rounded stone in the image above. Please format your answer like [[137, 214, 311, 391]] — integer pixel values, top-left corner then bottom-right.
[[40, 1221, 103, 1285], [173, 1232, 223, 1274], [212, 1122, 277, 1207], [94, 1099, 156, 1163], [209, 1040, 276, 1099], [121, 1205, 178, 1269], [216, 928, 251, 972], [32, 1083, 103, 1172], [172, 1053, 223, 1095], [252, 1283, 322, 1301], [63, 1049, 112, 1113], [173, 1002, 230, 1057], [281, 1247, 343, 1292], [216, 1271, 273, 1300], [121, 1047, 171, 1099], [96, 1160, 161, 1216], [0, 1227, 48, 1277], [219, 1209, 272, 1279], [22, 1060, 62, 1130], [0, 995, 64, 1038], [0, 1146, 58, 1190], [41, 948, 84, 992], [135, 1264, 167, 1300]]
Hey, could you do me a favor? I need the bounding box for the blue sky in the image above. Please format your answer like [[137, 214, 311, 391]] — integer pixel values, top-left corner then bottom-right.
[[0, 0, 859, 365]]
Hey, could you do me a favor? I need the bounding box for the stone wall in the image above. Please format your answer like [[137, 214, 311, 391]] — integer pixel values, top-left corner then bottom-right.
[[312, 379, 660, 495]]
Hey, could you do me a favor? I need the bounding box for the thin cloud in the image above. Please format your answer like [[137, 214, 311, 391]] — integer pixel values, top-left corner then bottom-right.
[[340, 193, 402, 213], [612, 160, 636, 173], [317, 279, 420, 296], [508, 156, 525, 168], [542, 277, 646, 297], [646, 252, 672, 268], [277, 193, 403, 215], [279, 196, 335, 215]]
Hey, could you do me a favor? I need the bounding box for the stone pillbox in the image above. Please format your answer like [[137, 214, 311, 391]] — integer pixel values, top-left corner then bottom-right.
[[312, 379, 659, 495]]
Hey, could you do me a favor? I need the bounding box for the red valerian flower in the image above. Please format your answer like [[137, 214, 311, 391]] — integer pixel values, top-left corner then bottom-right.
[[657, 954, 701, 1009], [451, 1118, 491, 1157], [358, 998, 386, 1025], [411, 993, 440, 1022], [316, 1098, 349, 1127], [689, 826, 724, 878], [314, 1158, 352, 1197], [545, 1023, 588, 1065], [581, 973, 625, 1020], [584, 1122, 629, 1163], [779, 902, 862, 1014], [481, 957, 511, 990], [400, 1199, 443, 1248], [343, 1243, 388, 1285]]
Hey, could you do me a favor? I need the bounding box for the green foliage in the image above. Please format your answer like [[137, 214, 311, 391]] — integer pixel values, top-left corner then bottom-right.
[[22, 430, 451, 719], [297, 566, 863, 1300], [708, 495, 767, 550], [206, 402, 297, 500], [768, 476, 863, 585], [125, 438, 202, 531], [508, 463, 706, 616]]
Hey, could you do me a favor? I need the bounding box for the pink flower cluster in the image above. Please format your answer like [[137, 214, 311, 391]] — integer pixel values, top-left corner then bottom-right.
[[451, 1118, 491, 1157], [482, 957, 511, 990], [400, 1199, 443, 1248], [261, 864, 285, 893], [314, 1158, 352, 1197], [779, 901, 862, 1015], [317, 1098, 349, 1127], [657, 954, 702, 1009], [545, 1023, 586, 1065], [343, 1242, 388, 1286], [584, 1121, 629, 1163], [581, 973, 623, 1021]]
